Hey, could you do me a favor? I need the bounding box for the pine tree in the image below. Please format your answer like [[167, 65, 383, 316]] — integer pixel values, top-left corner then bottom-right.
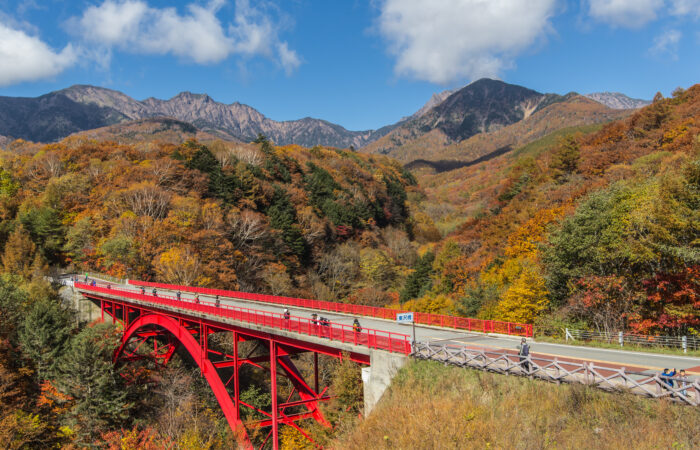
[[400, 251, 435, 303], [55, 323, 134, 439], [268, 186, 307, 259], [18, 299, 74, 381]]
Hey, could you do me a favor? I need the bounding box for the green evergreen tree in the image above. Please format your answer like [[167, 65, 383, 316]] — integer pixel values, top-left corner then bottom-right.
[[55, 323, 134, 438], [400, 251, 435, 303], [0, 277, 29, 345], [268, 186, 307, 259], [186, 146, 241, 204], [18, 207, 65, 264], [549, 135, 580, 183], [304, 162, 338, 211], [18, 299, 74, 381]]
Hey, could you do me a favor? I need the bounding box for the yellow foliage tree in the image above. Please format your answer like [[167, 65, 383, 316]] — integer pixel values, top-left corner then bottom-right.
[[403, 293, 456, 315], [154, 247, 208, 286], [2, 224, 36, 278], [359, 248, 394, 288], [495, 265, 549, 323]]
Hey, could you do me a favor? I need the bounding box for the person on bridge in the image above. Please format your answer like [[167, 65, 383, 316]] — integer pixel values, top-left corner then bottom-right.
[[195, 293, 200, 304], [353, 318, 362, 333], [152, 288, 157, 297], [140, 287, 145, 295], [176, 291, 181, 301], [517, 338, 530, 373], [215, 296, 220, 307], [283, 308, 291, 329]]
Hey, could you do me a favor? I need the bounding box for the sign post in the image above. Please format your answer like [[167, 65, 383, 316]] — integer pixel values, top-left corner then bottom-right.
[[396, 312, 415, 344]]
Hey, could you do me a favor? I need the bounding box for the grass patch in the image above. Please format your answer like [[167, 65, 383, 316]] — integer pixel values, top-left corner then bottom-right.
[[333, 360, 699, 449], [511, 123, 605, 159]]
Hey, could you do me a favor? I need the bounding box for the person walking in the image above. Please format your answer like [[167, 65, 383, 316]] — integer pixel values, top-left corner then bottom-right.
[[152, 288, 157, 297], [195, 293, 200, 304], [517, 338, 531, 373], [283, 308, 291, 329], [352, 318, 362, 333], [176, 291, 181, 301], [140, 287, 145, 295]]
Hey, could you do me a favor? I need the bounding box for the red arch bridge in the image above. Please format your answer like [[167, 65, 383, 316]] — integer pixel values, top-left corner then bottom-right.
[[72, 280, 531, 449]]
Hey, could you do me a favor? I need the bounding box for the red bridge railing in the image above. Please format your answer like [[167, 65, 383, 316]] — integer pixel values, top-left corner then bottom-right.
[[75, 283, 411, 354], [126, 279, 533, 337]]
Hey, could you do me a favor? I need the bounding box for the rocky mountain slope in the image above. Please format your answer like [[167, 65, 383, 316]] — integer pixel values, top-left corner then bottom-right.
[[584, 92, 650, 109], [0, 91, 128, 143], [0, 85, 390, 147], [363, 80, 629, 163]]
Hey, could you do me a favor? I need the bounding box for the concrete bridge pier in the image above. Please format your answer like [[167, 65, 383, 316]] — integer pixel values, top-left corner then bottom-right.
[[362, 349, 409, 416]]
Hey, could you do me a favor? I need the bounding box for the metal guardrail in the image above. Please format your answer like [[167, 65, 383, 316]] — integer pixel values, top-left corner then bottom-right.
[[564, 328, 699, 352], [74, 282, 412, 354], [412, 341, 700, 406], [126, 279, 533, 337]]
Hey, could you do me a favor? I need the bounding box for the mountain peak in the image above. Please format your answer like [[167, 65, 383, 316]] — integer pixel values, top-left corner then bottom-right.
[[584, 92, 650, 109]]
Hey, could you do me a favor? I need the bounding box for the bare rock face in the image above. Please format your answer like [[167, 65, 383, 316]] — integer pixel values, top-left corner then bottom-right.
[[409, 88, 457, 120], [584, 92, 650, 110]]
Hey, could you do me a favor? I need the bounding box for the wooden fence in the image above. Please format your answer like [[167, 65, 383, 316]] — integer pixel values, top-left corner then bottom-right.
[[412, 341, 699, 406]]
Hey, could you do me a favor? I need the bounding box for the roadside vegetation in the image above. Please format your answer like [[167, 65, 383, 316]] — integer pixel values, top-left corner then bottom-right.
[[333, 360, 700, 449]]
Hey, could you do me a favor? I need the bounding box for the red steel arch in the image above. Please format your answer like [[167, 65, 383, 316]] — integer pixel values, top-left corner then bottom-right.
[[115, 313, 252, 448]]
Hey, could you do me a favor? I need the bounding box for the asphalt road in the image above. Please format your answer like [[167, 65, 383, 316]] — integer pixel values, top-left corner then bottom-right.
[[76, 278, 700, 376]]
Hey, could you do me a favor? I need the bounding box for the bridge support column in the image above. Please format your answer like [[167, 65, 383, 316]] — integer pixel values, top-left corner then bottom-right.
[[269, 340, 279, 450], [233, 331, 240, 422], [362, 350, 408, 416], [314, 352, 319, 394]]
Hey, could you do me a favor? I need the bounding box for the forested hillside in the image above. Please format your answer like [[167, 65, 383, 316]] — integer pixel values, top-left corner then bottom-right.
[[0, 134, 428, 299], [409, 86, 699, 335]]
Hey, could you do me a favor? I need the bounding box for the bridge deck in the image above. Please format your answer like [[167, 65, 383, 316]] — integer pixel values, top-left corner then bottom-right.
[[75, 282, 411, 358], [71, 278, 700, 376]]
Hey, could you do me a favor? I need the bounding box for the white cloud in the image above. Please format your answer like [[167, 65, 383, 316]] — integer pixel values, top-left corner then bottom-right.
[[588, 0, 665, 28], [669, 0, 700, 18], [0, 22, 77, 86], [649, 29, 682, 58], [377, 0, 557, 85], [73, 0, 300, 73], [276, 42, 301, 75]]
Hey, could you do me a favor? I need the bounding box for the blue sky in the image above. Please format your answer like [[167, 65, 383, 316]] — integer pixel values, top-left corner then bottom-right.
[[0, 0, 698, 130]]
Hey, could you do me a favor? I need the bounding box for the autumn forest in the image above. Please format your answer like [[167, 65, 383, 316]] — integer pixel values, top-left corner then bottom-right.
[[0, 85, 699, 447]]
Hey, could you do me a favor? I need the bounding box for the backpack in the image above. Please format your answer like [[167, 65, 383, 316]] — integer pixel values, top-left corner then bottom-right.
[[520, 344, 530, 356]]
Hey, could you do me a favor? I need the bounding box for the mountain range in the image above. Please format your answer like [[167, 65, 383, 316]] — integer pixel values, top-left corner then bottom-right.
[[0, 80, 648, 159]]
